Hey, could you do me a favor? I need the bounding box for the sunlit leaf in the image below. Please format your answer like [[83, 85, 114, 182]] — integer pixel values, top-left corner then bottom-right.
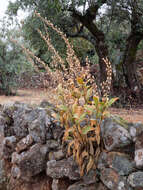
[[76, 112, 87, 124], [107, 97, 118, 107], [77, 77, 84, 85], [95, 125, 100, 145], [51, 112, 60, 120], [81, 125, 95, 135], [57, 83, 63, 92], [95, 147, 100, 163], [89, 140, 94, 155], [76, 146, 82, 166], [93, 96, 99, 107], [81, 150, 89, 159], [80, 162, 86, 177], [73, 106, 84, 118], [86, 87, 92, 101], [72, 100, 78, 113], [67, 140, 74, 155], [84, 105, 94, 113], [86, 156, 94, 173], [90, 118, 97, 127], [88, 137, 96, 141]]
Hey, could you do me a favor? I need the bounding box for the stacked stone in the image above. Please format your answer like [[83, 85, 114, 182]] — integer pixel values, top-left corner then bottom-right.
[[0, 102, 143, 190]]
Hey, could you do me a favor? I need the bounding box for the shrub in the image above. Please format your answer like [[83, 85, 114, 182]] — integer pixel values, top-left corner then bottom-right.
[[55, 76, 117, 176], [13, 12, 118, 176]]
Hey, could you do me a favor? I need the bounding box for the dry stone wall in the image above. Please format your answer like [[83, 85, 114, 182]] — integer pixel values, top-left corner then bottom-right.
[[0, 102, 143, 190]]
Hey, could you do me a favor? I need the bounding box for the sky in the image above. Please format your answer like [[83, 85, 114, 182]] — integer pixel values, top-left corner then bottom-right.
[[0, 0, 27, 21], [0, 0, 13, 19]]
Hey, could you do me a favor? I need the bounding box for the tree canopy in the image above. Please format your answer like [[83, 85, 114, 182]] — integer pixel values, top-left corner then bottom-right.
[[0, 16, 33, 95], [6, 0, 143, 100]]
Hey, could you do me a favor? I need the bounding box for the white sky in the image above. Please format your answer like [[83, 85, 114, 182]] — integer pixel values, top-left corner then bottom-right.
[[0, 0, 27, 21], [0, 0, 13, 19]]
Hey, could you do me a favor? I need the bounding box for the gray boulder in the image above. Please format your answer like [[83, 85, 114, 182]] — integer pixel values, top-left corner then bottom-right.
[[100, 168, 132, 190], [67, 182, 98, 190], [128, 171, 143, 188], [134, 131, 143, 168], [11, 143, 48, 181], [0, 159, 8, 190], [46, 157, 80, 180], [98, 152, 135, 176], [2, 136, 17, 160], [101, 118, 132, 151]]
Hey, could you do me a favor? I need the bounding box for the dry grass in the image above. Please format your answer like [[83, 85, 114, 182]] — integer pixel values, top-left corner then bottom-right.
[[0, 89, 142, 124]]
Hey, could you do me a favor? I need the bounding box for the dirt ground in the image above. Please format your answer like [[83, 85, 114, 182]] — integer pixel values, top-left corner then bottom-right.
[[0, 89, 142, 123]]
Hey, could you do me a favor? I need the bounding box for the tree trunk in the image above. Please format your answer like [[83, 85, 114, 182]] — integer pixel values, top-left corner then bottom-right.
[[95, 41, 109, 84], [72, 11, 109, 84], [83, 21, 109, 83], [122, 34, 142, 93]]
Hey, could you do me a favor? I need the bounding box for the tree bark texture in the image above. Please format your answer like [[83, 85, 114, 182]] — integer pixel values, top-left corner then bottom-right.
[[122, 34, 142, 91]]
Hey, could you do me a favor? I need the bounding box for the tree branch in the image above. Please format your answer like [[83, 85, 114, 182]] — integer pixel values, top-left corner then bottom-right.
[[69, 0, 107, 21]]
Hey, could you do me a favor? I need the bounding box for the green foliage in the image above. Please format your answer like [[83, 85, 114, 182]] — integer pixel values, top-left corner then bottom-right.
[[6, 0, 97, 68], [55, 76, 118, 176], [7, 0, 143, 85], [0, 17, 34, 95], [7, 0, 68, 67], [70, 37, 95, 62]]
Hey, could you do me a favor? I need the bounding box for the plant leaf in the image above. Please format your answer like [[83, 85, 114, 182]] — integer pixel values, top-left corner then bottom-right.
[[58, 105, 68, 111], [107, 97, 118, 107], [77, 77, 84, 85], [93, 96, 99, 107], [86, 156, 94, 173], [67, 140, 74, 155], [81, 125, 95, 135], [86, 87, 92, 101], [76, 112, 87, 124]]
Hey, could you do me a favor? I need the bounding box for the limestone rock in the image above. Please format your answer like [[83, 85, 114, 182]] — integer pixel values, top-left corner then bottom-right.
[[46, 140, 59, 150], [12, 103, 32, 139], [96, 182, 110, 190], [27, 108, 48, 143], [0, 114, 10, 135], [82, 169, 97, 185], [0, 159, 8, 190], [67, 182, 98, 190], [102, 118, 132, 151], [51, 123, 64, 141], [128, 122, 143, 142], [135, 132, 143, 168], [98, 152, 135, 176], [2, 136, 17, 160], [100, 168, 132, 190], [9, 174, 52, 190], [52, 178, 71, 190], [48, 149, 65, 161], [11, 144, 48, 181], [46, 157, 80, 180], [128, 171, 143, 188], [16, 135, 34, 153]]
